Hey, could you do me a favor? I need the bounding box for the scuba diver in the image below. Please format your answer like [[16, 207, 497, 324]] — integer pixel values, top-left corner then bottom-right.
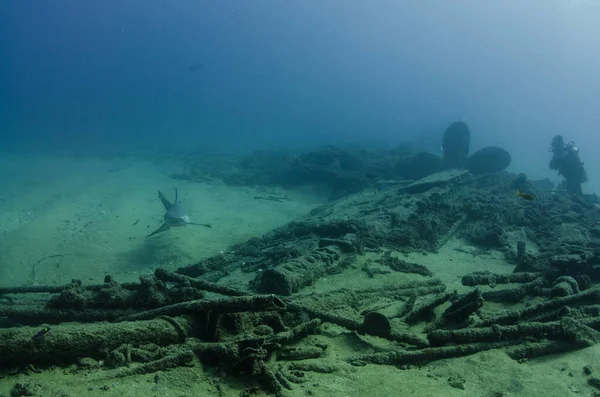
[[549, 135, 588, 196]]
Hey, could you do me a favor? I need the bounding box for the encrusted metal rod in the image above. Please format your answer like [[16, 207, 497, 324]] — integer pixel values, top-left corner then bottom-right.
[[117, 294, 286, 322]]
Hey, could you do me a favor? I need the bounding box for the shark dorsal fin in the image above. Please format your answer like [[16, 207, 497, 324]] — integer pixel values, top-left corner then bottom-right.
[[158, 190, 172, 210]]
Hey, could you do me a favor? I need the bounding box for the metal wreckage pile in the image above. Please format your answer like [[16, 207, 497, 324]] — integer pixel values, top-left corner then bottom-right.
[[2, 167, 600, 396]]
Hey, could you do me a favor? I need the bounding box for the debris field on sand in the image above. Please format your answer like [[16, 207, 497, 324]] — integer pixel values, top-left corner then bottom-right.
[[2, 163, 600, 396]]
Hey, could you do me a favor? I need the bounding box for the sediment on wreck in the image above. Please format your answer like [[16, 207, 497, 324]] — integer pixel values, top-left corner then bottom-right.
[[254, 245, 346, 295], [177, 169, 472, 295], [2, 167, 600, 396]]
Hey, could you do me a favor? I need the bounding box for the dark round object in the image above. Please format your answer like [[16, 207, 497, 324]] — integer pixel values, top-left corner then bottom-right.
[[551, 281, 574, 297], [442, 121, 471, 168], [466, 146, 511, 175], [358, 311, 391, 337]]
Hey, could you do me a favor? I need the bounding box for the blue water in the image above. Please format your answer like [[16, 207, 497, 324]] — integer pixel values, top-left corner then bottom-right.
[[1, 3, 600, 395], [1, 0, 599, 189]]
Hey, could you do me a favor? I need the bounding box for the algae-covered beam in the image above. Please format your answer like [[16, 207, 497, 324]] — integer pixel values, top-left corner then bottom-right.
[[255, 246, 346, 295], [428, 317, 593, 346], [117, 294, 286, 322], [286, 302, 361, 331], [506, 339, 593, 361], [154, 268, 247, 297], [442, 288, 484, 322], [473, 288, 600, 327], [0, 280, 142, 295], [348, 340, 517, 366], [376, 255, 433, 277], [481, 277, 546, 303], [109, 350, 195, 378], [403, 291, 455, 324], [0, 306, 129, 325], [461, 271, 543, 287], [0, 317, 191, 367]]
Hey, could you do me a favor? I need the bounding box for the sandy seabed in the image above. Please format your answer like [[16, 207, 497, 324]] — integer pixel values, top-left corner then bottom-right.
[[0, 154, 322, 287], [0, 154, 598, 397]]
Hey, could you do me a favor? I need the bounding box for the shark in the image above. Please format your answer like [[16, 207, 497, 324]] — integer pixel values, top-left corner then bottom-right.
[[147, 189, 211, 237]]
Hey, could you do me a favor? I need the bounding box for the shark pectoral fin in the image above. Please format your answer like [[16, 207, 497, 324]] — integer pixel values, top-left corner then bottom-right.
[[147, 223, 170, 237], [189, 222, 212, 228]]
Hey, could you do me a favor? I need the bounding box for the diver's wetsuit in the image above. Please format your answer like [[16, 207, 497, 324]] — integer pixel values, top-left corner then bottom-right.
[[549, 135, 588, 196]]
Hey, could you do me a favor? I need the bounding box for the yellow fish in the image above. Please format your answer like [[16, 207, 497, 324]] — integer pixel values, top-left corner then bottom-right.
[[516, 190, 536, 201]]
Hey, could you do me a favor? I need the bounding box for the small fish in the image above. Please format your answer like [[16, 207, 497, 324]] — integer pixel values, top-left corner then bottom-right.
[[516, 190, 536, 201], [32, 327, 50, 340]]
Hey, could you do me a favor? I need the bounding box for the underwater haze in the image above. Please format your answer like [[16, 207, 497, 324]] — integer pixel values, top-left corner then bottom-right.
[[4, 2, 600, 396], [1, 0, 600, 189]]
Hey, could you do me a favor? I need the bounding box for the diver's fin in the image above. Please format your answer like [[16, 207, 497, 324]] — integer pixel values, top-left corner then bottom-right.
[[158, 190, 172, 210], [189, 222, 212, 228], [174, 188, 178, 203], [147, 223, 170, 237]]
